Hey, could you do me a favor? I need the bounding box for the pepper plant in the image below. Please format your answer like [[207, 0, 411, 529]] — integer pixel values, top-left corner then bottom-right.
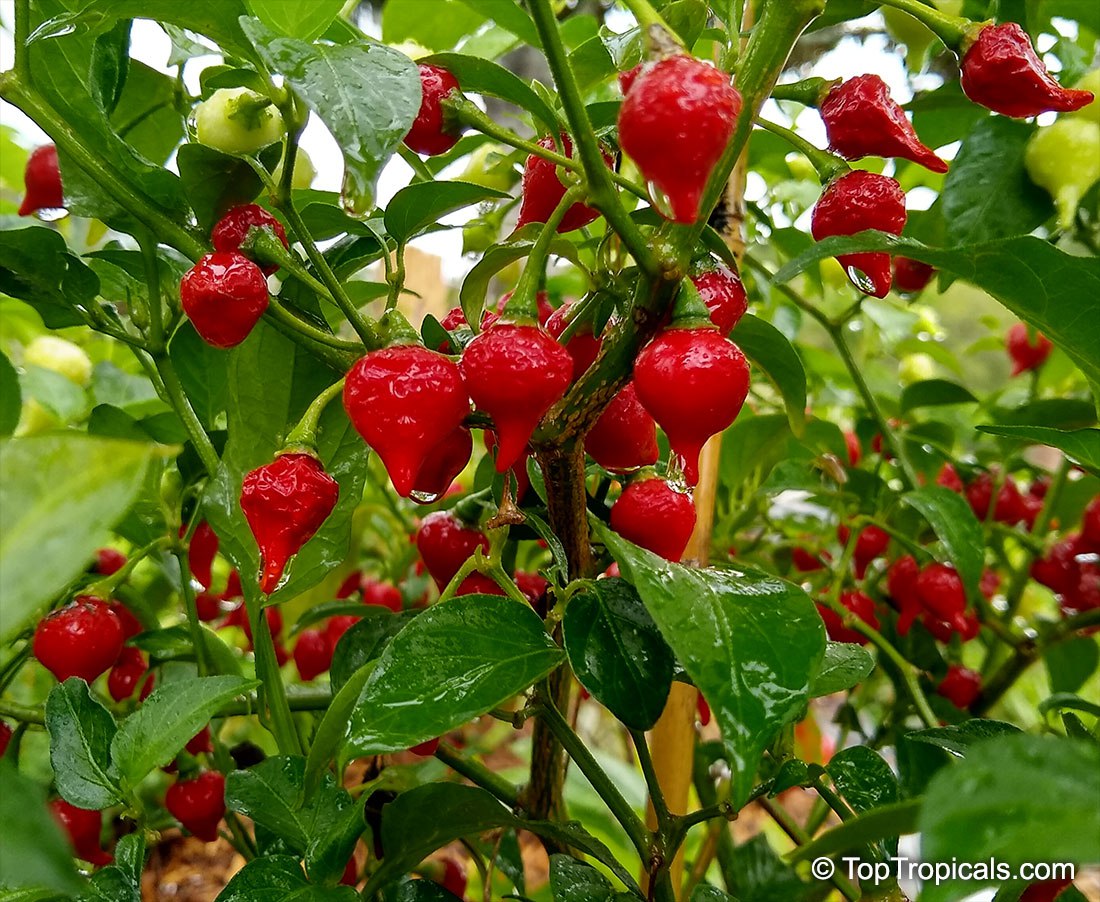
[[1, 1, 1099, 901]]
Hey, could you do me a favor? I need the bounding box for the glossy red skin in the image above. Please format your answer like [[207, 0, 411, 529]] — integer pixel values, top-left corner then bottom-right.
[[95, 548, 127, 575], [545, 302, 603, 382], [457, 572, 506, 596], [1018, 879, 1073, 902], [979, 568, 1001, 600], [1006, 322, 1053, 375], [34, 597, 124, 684], [937, 665, 982, 709], [1082, 496, 1100, 551], [181, 252, 269, 349], [240, 453, 340, 593], [294, 627, 332, 681], [440, 857, 468, 900], [618, 55, 741, 224], [618, 64, 643, 96], [497, 290, 554, 326], [211, 204, 288, 276], [19, 144, 63, 216], [916, 563, 968, 630], [961, 23, 1094, 118], [792, 547, 826, 572], [965, 472, 1026, 525], [696, 694, 711, 726], [411, 425, 472, 501], [0, 721, 11, 757], [836, 524, 890, 579], [183, 520, 219, 590], [585, 381, 658, 473], [691, 266, 748, 335], [936, 462, 964, 492], [326, 615, 360, 652], [50, 799, 112, 866], [515, 571, 549, 605], [186, 725, 214, 756], [222, 570, 243, 601], [516, 134, 608, 232], [1031, 534, 1082, 596], [230, 605, 284, 644], [108, 602, 142, 640], [195, 592, 223, 622], [844, 431, 862, 467], [1064, 564, 1100, 615], [887, 554, 923, 635], [821, 74, 947, 173], [165, 771, 226, 842], [634, 328, 750, 486], [341, 857, 359, 887], [817, 591, 879, 645], [892, 257, 935, 294], [460, 323, 573, 473], [336, 571, 362, 599], [404, 65, 462, 156], [410, 737, 441, 756], [482, 429, 530, 500], [108, 646, 149, 702], [363, 579, 403, 612], [416, 511, 490, 591], [811, 170, 907, 298], [610, 477, 696, 562], [344, 345, 470, 497]]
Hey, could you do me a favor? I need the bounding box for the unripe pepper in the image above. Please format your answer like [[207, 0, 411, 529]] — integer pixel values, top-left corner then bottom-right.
[[690, 262, 748, 335], [610, 474, 696, 562], [18, 144, 64, 217], [343, 343, 470, 497], [1025, 117, 1100, 229], [240, 453, 340, 593], [415, 510, 490, 591], [211, 204, 289, 275], [1005, 322, 1053, 375], [633, 327, 750, 486], [33, 597, 124, 684], [937, 664, 982, 709], [516, 134, 609, 233], [545, 301, 603, 382], [195, 87, 285, 154], [618, 55, 742, 223], [50, 799, 112, 866], [585, 381, 658, 473], [811, 170, 907, 298], [404, 64, 464, 155], [460, 322, 573, 473], [1068, 69, 1100, 124], [180, 252, 269, 349], [165, 771, 226, 842], [960, 22, 1094, 119], [820, 74, 948, 172]]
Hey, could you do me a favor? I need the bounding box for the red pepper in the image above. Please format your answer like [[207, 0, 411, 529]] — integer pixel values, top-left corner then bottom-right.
[[240, 453, 340, 593], [515, 134, 610, 233], [936, 664, 982, 709], [820, 74, 947, 172], [211, 204, 288, 276], [585, 381, 658, 473], [18, 145, 64, 217], [610, 474, 697, 562], [960, 22, 1094, 119], [404, 64, 464, 156]]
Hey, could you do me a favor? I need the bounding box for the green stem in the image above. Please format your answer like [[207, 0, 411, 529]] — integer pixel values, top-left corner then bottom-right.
[[13, 0, 30, 81], [397, 145, 435, 182], [755, 118, 848, 182], [86, 536, 172, 598], [153, 353, 220, 476], [248, 598, 302, 756], [285, 378, 345, 448], [535, 686, 651, 857], [875, 0, 972, 47], [138, 230, 165, 352], [526, 0, 661, 277], [631, 728, 671, 833], [387, 241, 406, 311], [0, 79, 206, 262], [769, 77, 837, 106], [619, 0, 674, 33], [0, 697, 44, 725], [175, 549, 211, 677], [265, 297, 361, 350], [506, 186, 583, 320], [758, 797, 860, 902], [435, 741, 521, 807]]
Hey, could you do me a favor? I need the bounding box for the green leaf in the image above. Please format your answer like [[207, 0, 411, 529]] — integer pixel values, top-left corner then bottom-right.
[[110, 61, 185, 166], [0, 227, 97, 328], [598, 525, 825, 807], [78, 862, 140, 902], [0, 350, 20, 437], [0, 435, 162, 644], [826, 746, 898, 815], [905, 720, 1023, 758], [900, 379, 978, 413], [22, 366, 86, 422], [110, 675, 256, 789], [246, 0, 345, 41], [422, 52, 559, 134], [942, 117, 1053, 246], [384, 181, 511, 245], [45, 679, 120, 810], [455, 0, 539, 45], [901, 485, 985, 600], [1045, 637, 1100, 694], [383, 880, 464, 902], [131, 624, 242, 676], [0, 759, 84, 895], [218, 854, 358, 902], [771, 234, 1100, 390], [1038, 692, 1100, 719], [549, 854, 615, 902], [563, 578, 673, 731], [975, 425, 1100, 478], [730, 313, 807, 436], [690, 887, 736, 902], [347, 595, 564, 755], [304, 663, 371, 800], [919, 736, 1100, 902], [810, 642, 875, 697], [787, 799, 922, 864], [382, 0, 486, 52], [329, 610, 411, 692], [364, 784, 515, 894], [241, 18, 420, 212], [176, 144, 268, 233]]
